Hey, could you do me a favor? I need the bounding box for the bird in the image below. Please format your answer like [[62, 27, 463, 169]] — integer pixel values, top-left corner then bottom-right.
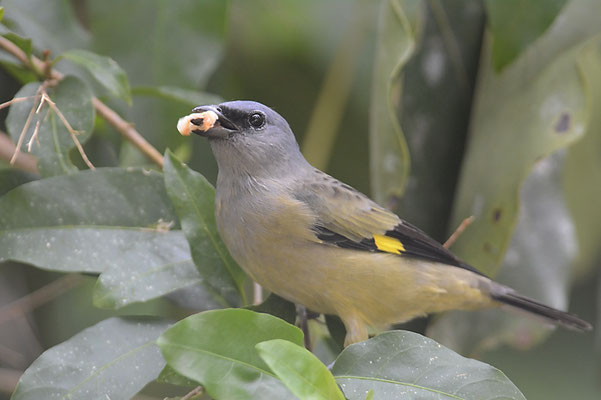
[[177, 100, 592, 346]]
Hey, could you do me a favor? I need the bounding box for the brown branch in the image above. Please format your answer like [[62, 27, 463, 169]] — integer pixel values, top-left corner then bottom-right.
[[0, 274, 84, 325], [0, 132, 38, 174], [9, 86, 44, 166], [0, 36, 164, 167], [443, 216, 475, 249], [92, 98, 164, 167]]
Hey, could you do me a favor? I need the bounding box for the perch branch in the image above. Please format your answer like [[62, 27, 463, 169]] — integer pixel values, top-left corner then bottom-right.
[[0, 132, 38, 174]]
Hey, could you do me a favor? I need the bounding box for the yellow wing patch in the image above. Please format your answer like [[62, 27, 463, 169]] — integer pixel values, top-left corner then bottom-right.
[[373, 234, 405, 254]]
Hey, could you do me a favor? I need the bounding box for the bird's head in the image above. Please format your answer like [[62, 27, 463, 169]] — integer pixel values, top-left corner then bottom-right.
[[179, 100, 309, 179]]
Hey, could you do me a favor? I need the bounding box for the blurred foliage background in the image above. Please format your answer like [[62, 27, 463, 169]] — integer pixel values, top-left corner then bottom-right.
[[0, 0, 600, 399]]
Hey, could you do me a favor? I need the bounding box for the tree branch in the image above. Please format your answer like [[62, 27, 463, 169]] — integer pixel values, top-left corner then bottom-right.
[[0, 132, 38, 174], [0, 36, 164, 167], [0, 274, 84, 326], [0, 367, 21, 395]]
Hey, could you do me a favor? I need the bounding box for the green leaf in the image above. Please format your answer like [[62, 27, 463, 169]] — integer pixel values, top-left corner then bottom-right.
[[11, 317, 169, 400], [447, 12, 597, 278], [563, 45, 601, 280], [6, 76, 95, 177], [430, 1, 601, 352], [132, 85, 222, 108], [256, 339, 345, 400], [92, 231, 204, 309], [1, 0, 89, 54], [157, 309, 302, 400], [0, 169, 36, 196], [86, 0, 226, 88], [485, 0, 567, 71], [163, 151, 246, 306], [157, 365, 199, 388], [0, 168, 212, 308], [0, 168, 176, 269], [245, 293, 297, 325], [1, 32, 32, 58], [331, 331, 525, 400], [62, 49, 132, 104], [0, 6, 4, 21], [369, 0, 422, 207]]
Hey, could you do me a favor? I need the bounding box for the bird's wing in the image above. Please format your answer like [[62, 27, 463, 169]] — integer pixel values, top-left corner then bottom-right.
[[295, 170, 483, 276]]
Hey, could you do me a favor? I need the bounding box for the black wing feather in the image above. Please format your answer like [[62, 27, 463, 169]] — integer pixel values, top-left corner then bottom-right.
[[314, 223, 485, 277]]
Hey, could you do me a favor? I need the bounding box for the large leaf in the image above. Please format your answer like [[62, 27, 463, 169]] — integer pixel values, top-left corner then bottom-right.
[[163, 151, 246, 306], [62, 49, 132, 104], [447, 5, 601, 278], [256, 339, 346, 400], [0, 168, 175, 269], [485, 0, 567, 71], [87, 0, 226, 88], [563, 45, 601, 280], [157, 309, 302, 400], [6, 76, 95, 177], [92, 231, 203, 309], [11, 317, 169, 400], [331, 331, 525, 400], [0, 169, 36, 196], [431, 1, 601, 352], [369, 0, 423, 207], [0, 168, 211, 308]]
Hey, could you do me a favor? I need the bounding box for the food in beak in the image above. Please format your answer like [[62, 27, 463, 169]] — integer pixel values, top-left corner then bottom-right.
[[177, 110, 218, 136]]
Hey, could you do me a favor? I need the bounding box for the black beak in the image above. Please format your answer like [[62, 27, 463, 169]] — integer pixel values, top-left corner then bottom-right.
[[191, 105, 239, 138]]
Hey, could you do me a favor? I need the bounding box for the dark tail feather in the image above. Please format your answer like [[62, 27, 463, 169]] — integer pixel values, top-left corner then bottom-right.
[[492, 291, 592, 332]]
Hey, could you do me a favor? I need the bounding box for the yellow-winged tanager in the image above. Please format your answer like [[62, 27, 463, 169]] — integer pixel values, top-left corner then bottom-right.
[[177, 100, 592, 346]]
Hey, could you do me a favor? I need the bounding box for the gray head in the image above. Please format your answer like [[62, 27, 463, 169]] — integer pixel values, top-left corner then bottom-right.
[[191, 100, 310, 179]]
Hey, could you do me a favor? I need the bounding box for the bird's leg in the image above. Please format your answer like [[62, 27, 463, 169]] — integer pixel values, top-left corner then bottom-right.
[[342, 316, 368, 347], [296, 304, 312, 351]]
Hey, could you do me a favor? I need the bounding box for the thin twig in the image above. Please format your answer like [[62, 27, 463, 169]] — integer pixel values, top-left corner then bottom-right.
[[26, 119, 42, 152], [42, 91, 95, 170], [0, 132, 38, 174], [0, 275, 85, 325], [0, 35, 164, 167], [0, 344, 26, 368], [9, 86, 43, 166], [443, 215, 475, 249], [92, 98, 164, 166], [181, 386, 204, 400], [0, 96, 35, 111]]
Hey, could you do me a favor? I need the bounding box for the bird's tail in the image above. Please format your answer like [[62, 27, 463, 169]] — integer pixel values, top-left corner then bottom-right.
[[491, 290, 592, 332]]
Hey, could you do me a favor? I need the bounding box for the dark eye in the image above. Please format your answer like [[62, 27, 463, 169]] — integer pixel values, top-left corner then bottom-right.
[[248, 112, 265, 128]]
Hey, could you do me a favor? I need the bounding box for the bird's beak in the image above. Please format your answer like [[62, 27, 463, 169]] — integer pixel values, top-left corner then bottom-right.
[[189, 105, 239, 139]]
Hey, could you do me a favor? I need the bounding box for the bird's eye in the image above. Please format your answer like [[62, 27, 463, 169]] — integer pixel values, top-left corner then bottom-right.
[[248, 112, 265, 129]]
